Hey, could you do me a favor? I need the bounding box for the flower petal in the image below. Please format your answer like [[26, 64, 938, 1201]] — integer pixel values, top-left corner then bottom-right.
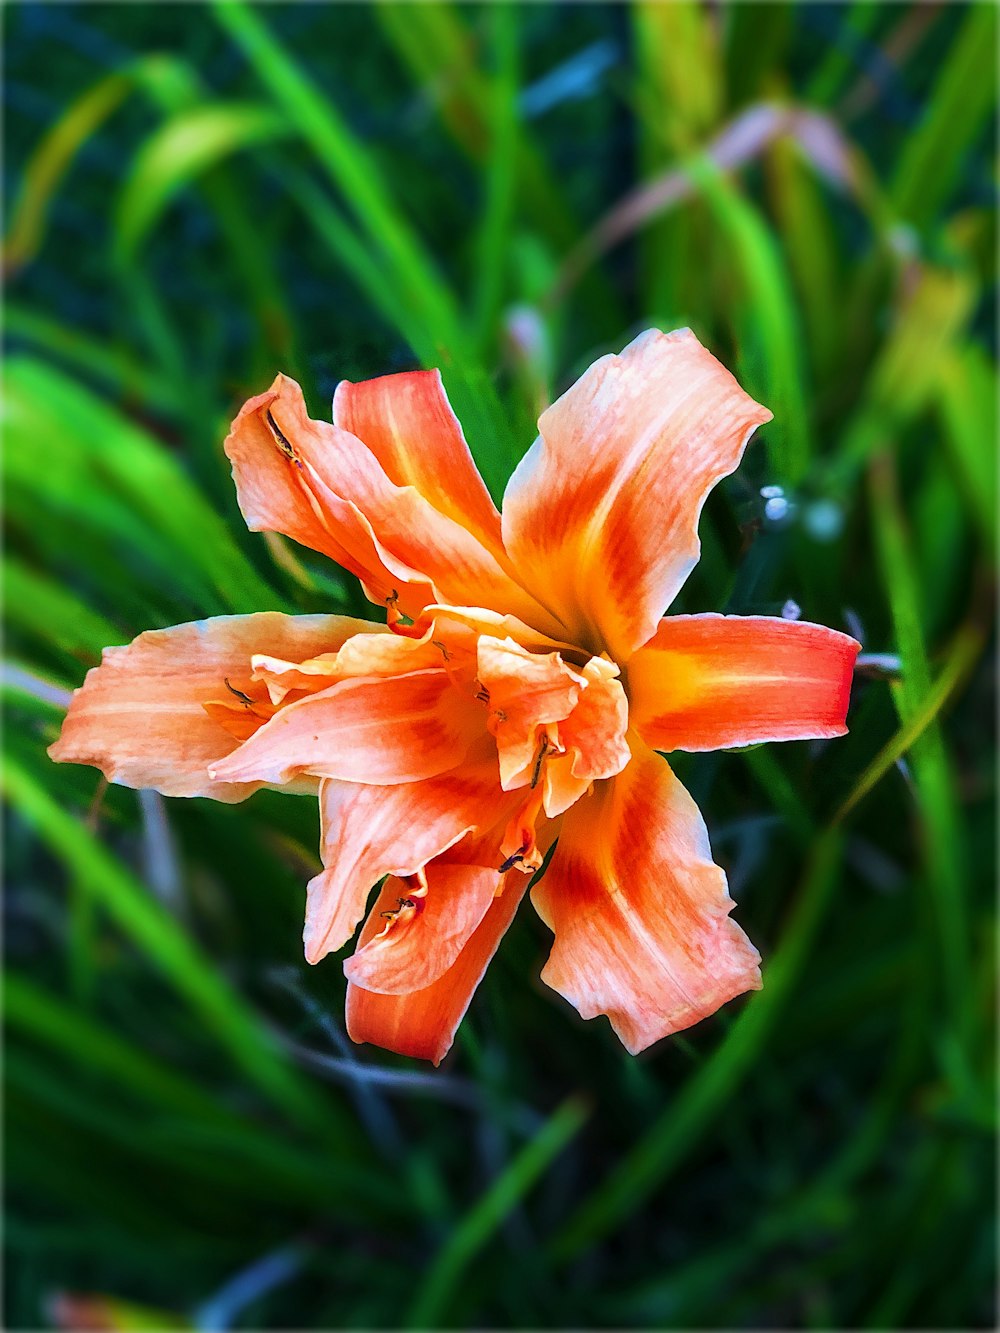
[[208, 669, 483, 787], [476, 635, 584, 789], [225, 381, 423, 611], [629, 614, 861, 752], [48, 613, 370, 801], [346, 871, 529, 1064], [229, 375, 562, 632], [532, 739, 761, 1054], [304, 739, 509, 964], [501, 328, 772, 661], [251, 625, 439, 704], [333, 369, 504, 560], [345, 862, 500, 994], [542, 657, 630, 817]]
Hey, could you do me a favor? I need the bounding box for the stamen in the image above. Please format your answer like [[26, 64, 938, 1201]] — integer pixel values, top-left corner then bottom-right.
[[530, 735, 550, 790], [224, 677, 254, 707], [265, 410, 302, 468], [432, 640, 451, 661], [474, 681, 490, 703], [499, 846, 527, 874]]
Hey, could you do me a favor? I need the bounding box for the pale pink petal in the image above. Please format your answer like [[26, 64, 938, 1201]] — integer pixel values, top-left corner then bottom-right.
[[208, 669, 484, 788], [48, 613, 372, 801]]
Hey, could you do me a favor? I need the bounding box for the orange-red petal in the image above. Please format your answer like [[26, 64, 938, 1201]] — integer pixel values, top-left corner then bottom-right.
[[304, 740, 509, 964], [208, 668, 484, 788], [531, 740, 761, 1054], [345, 863, 500, 994], [346, 870, 529, 1064], [501, 328, 772, 661], [228, 374, 561, 632], [48, 613, 370, 801], [333, 369, 504, 562], [629, 614, 861, 752]]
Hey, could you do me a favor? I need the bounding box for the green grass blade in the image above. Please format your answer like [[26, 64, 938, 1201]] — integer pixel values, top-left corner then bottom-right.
[[115, 102, 290, 260], [890, 3, 997, 227], [867, 456, 970, 1029], [3, 758, 338, 1140], [407, 1096, 588, 1327]]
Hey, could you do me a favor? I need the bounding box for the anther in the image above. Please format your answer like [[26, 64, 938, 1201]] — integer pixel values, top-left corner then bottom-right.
[[432, 640, 451, 661], [499, 846, 527, 874], [265, 410, 302, 468], [224, 677, 254, 706], [530, 735, 550, 790]]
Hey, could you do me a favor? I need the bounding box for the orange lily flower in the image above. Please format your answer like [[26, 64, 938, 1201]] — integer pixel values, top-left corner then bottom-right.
[[50, 329, 859, 1063]]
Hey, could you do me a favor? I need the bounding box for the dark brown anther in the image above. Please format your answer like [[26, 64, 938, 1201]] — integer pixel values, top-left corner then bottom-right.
[[530, 735, 550, 790], [474, 681, 490, 703], [265, 410, 302, 468], [499, 846, 527, 874], [432, 640, 451, 661], [224, 677, 254, 707]]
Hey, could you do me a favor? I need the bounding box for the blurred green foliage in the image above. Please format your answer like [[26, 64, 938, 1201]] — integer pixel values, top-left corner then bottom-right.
[[3, 3, 996, 1328]]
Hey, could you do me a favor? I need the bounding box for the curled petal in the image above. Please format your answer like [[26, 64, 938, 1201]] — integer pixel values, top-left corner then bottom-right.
[[543, 657, 630, 817], [629, 614, 861, 752], [532, 740, 761, 1054], [304, 740, 509, 964], [208, 669, 483, 787], [502, 328, 772, 661], [229, 375, 561, 632], [48, 613, 369, 801], [333, 369, 505, 562], [476, 635, 583, 789], [346, 871, 529, 1064], [226, 379, 426, 612], [251, 625, 442, 704], [345, 863, 500, 994]]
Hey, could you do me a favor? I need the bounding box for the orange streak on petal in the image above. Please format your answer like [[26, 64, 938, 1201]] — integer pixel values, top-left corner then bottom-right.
[[532, 740, 761, 1054], [629, 614, 861, 753], [48, 613, 370, 802], [501, 328, 772, 660], [333, 369, 504, 559], [346, 871, 529, 1064]]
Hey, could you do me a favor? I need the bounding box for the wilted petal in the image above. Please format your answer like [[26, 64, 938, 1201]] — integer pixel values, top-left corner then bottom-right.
[[345, 862, 500, 994], [502, 328, 772, 661], [48, 613, 369, 801], [629, 614, 861, 752], [532, 740, 761, 1054], [304, 740, 509, 964], [346, 871, 529, 1064], [208, 669, 483, 787]]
